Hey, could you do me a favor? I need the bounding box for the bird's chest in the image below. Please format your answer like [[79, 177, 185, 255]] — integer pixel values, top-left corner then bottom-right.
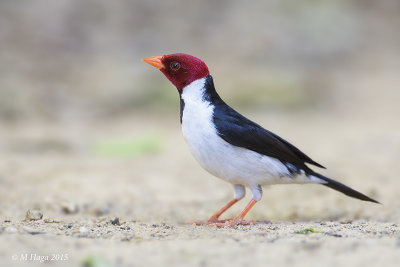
[[181, 100, 232, 177], [179, 78, 289, 185], [181, 100, 219, 156], [180, 99, 292, 186]]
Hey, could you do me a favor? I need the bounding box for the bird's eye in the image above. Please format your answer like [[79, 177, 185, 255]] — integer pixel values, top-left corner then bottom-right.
[[170, 62, 180, 71]]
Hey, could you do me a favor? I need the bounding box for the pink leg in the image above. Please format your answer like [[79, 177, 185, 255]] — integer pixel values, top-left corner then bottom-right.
[[191, 198, 239, 225], [211, 199, 257, 227]]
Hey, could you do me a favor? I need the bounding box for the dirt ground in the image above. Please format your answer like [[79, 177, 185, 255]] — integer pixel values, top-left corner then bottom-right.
[[0, 110, 399, 267]]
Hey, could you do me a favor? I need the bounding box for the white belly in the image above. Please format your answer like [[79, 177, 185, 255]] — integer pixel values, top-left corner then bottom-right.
[[179, 78, 321, 187], [182, 117, 298, 185], [180, 78, 296, 186]]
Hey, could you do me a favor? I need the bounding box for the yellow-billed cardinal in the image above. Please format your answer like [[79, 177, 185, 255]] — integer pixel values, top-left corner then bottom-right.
[[142, 53, 379, 227]]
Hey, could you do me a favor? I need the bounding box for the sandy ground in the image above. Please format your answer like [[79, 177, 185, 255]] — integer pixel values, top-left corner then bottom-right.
[[0, 111, 399, 267]]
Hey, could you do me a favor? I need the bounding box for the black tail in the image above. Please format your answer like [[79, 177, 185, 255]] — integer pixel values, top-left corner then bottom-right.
[[312, 173, 380, 204]]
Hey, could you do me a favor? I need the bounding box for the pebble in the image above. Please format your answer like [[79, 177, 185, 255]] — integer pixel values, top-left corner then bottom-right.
[[79, 226, 90, 235], [23, 226, 35, 232], [25, 209, 43, 221], [44, 218, 61, 223], [23, 226, 44, 235], [60, 201, 79, 214], [325, 232, 343, 238], [110, 217, 121, 226]]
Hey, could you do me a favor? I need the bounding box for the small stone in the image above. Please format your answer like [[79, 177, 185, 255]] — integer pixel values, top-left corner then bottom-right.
[[60, 201, 79, 214], [25, 209, 43, 221], [325, 232, 343, 238], [23, 226, 44, 235], [110, 217, 120, 226], [79, 226, 90, 235], [44, 218, 60, 223], [23, 226, 34, 232]]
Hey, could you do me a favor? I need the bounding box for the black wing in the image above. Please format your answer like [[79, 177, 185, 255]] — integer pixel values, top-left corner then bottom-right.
[[213, 103, 325, 171]]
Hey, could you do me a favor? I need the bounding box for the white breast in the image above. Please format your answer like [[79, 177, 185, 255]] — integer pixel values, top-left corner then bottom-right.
[[180, 78, 319, 186]]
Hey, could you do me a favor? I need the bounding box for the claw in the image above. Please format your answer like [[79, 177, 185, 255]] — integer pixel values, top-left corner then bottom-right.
[[189, 218, 234, 226], [190, 198, 259, 227], [190, 218, 256, 227], [209, 219, 256, 228]]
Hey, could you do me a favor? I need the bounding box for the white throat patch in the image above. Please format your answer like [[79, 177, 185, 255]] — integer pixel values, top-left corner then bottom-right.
[[180, 77, 208, 105]]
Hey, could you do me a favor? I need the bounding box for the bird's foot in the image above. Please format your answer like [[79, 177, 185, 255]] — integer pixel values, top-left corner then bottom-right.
[[189, 217, 233, 226], [209, 218, 256, 228], [191, 218, 256, 227]]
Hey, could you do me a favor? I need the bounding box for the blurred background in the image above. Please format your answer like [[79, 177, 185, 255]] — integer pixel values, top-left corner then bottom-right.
[[0, 0, 399, 222]]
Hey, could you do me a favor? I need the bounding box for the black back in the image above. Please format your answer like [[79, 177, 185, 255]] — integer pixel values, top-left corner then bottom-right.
[[202, 75, 325, 173]]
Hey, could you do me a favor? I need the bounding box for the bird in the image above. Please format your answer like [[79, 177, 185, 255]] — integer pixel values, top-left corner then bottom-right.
[[142, 53, 379, 227]]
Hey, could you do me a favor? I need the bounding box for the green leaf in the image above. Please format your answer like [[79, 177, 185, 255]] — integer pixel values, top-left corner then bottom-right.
[[81, 255, 109, 267], [296, 228, 323, 234]]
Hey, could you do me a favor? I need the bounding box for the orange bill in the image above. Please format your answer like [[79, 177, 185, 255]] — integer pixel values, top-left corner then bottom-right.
[[142, 56, 164, 69]]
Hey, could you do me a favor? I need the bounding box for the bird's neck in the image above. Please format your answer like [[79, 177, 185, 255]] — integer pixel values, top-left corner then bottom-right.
[[179, 75, 223, 123], [201, 75, 223, 104], [180, 74, 222, 105]]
